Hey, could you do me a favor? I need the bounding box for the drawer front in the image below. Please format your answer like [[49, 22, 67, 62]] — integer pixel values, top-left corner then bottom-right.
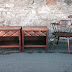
[[24, 31, 47, 36], [0, 30, 19, 37]]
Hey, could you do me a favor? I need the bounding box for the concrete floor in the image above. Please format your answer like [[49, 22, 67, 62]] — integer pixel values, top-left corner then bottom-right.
[[0, 53, 72, 72], [0, 41, 72, 72]]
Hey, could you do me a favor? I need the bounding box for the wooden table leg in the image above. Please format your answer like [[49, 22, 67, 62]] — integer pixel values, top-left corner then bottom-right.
[[67, 37, 70, 54], [51, 36, 56, 50], [22, 30, 24, 52], [46, 30, 49, 52], [19, 30, 21, 52]]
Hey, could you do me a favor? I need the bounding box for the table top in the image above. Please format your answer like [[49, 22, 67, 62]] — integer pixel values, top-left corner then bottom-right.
[[0, 26, 21, 30], [22, 26, 48, 31]]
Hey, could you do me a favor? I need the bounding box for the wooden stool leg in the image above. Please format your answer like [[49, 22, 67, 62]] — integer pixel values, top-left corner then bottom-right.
[[57, 36, 59, 45], [46, 31, 49, 52], [19, 30, 21, 52], [22, 30, 24, 52], [67, 37, 70, 54], [51, 36, 56, 50]]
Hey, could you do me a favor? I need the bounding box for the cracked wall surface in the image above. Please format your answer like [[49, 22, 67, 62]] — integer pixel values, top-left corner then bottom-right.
[[0, 0, 72, 36]]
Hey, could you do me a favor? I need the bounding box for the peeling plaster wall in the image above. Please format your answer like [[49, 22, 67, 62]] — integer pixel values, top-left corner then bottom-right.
[[0, 0, 72, 37]]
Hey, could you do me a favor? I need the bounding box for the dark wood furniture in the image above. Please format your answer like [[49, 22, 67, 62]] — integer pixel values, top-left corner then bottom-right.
[[22, 26, 49, 52], [51, 20, 72, 54], [0, 26, 21, 52]]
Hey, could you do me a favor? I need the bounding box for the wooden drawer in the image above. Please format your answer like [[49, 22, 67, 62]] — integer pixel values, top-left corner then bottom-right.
[[0, 30, 19, 37], [24, 31, 47, 36]]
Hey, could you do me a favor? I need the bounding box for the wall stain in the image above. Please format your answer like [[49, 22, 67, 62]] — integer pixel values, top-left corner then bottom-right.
[[64, 0, 72, 5]]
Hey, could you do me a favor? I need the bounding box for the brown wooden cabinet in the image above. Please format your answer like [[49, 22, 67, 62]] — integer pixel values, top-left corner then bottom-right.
[[0, 26, 22, 52], [22, 26, 49, 52]]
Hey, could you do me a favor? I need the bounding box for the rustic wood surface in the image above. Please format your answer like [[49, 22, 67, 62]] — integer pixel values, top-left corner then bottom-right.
[[0, 26, 22, 52], [22, 26, 48, 31], [22, 26, 49, 52], [0, 26, 21, 30]]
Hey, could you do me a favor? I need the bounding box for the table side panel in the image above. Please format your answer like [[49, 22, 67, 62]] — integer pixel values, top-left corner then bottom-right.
[[0, 30, 20, 37], [23, 31, 48, 36]]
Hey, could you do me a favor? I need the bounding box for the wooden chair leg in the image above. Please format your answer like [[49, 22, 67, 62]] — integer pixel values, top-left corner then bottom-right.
[[51, 36, 56, 50], [67, 37, 70, 54], [57, 36, 59, 45]]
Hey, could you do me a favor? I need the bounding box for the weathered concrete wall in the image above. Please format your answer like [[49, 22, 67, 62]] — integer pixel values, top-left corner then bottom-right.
[[0, 0, 72, 36]]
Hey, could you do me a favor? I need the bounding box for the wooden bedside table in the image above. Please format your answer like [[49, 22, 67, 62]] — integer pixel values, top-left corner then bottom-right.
[[0, 26, 21, 52], [22, 26, 49, 52]]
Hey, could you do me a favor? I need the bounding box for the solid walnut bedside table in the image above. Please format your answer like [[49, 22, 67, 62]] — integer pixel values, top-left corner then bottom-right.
[[0, 26, 21, 52], [22, 26, 49, 52]]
